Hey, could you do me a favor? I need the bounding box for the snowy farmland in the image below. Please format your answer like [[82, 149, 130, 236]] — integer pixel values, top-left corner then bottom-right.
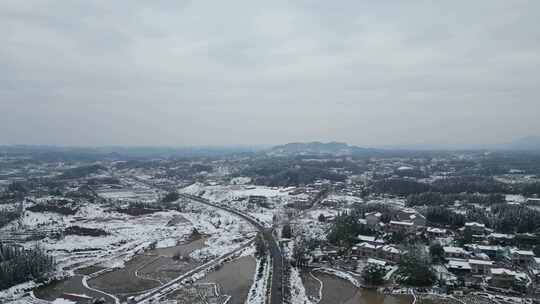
[[0, 197, 257, 303]]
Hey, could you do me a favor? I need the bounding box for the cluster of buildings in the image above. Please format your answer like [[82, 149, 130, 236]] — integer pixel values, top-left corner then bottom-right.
[[298, 201, 539, 296]]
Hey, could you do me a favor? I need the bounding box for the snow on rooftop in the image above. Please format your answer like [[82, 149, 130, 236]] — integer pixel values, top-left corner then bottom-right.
[[52, 299, 76, 304], [491, 268, 517, 276], [465, 222, 485, 228], [357, 235, 376, 242], [488, 233, 514, 239], [355, 242, 378, 249], [397, 166, 414, 171], [427, 227, 447, 234], [466, 244, 502, 251], [380, 245, 400, 254], [367, 258, 387, 266], [510, 249, 535, 256], [447, 259, 471, 270], [468, 259, 493, 265], [443, 246, 468, 254], [389, 220, 413, 226]]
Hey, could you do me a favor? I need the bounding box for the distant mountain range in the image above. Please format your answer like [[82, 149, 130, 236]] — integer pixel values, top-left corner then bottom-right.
[[2, 136, 539, 160], [500, 136, 540, 151], [267, 141, 383, 156], [267, 136, 540, 156]]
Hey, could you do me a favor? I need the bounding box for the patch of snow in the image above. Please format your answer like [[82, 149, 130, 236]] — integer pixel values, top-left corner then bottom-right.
[[290, 267, 314, 304], [51, 298, 76, 304]]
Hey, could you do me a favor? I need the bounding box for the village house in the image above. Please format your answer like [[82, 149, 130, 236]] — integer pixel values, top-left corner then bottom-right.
[[510, 249, 535, 266], [488, 233, 515, 246], [351, 242, 378, 259], [388, 221, 415, 234], [447, 259, 472, 275], [426, 227, 447, 238], [489, 268, 520, 289], [357, 234, 385, 246], [471, 234, 487, 243], [367, 258, 388, 268], [465, 244, 503, 260], [286, 198, 311, 210], [310, 247, 326, 263], [468, 259, 493, 275], [443, 246, 470, 259], [464, 222, 486, 235], [365, 212, 382, 227], [526, 198, 540, 206], [397, 209, 426, 226], [379, 245, 402, 263]]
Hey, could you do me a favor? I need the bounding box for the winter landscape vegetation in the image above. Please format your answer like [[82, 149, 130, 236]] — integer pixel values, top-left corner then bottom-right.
[[2, 143, 540, 304]]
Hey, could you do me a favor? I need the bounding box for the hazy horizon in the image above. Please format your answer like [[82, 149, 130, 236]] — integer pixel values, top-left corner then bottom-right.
[[2, 1, 540, 147]]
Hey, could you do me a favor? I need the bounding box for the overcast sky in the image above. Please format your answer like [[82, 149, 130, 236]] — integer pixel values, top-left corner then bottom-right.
[[1, 1, 539, 147]]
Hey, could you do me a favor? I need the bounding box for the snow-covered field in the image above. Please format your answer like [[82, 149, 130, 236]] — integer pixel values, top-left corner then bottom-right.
[[0, 196, 257, 303], [2, 203, 195, 271], [294, 208, 335, 241], [290, 267, 314, 304], [181, 183, 292, 202], [180, 183, 301, 227]]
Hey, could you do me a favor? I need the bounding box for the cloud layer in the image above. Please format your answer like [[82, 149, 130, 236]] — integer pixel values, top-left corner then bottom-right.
[[1, 1, 539, 146]]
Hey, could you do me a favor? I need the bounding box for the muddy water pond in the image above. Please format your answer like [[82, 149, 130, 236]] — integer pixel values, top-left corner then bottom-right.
[[35, 237, 209, 302], [74, 265, 106, 276], [34, 275, 115, 304], [87, 254, 160, 300], [200, 256, 257, 304], [87, 237, 208, 300], [302, 270, 413, 304], [138, 236, 208, 283]]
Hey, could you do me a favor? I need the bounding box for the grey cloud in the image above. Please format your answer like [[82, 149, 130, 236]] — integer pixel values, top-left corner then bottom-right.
[[1, 1, 539, 147]]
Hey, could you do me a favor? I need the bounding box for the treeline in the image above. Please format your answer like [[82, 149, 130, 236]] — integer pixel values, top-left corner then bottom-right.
[[425, 207, 465, 228], [161, 191, 180, 203], [425, 204, 540, 234], [425, 205, 490, 228], [59, 164, 107, 179], [375, 176, 540, 198], [372, 179, 430, 196], [63, 226, 109, 237], [0, 244, 55, 290], [3, 179, 70, 199], [470, 152, 540, 176], [0, 209, 22, 229], [327, 210, 381, 247], [408, 192, 505, 207], [491, 205, 540, 234], [27, 200, 79, 215], [113, 201, 164, 216], [431, 176, 507, 193], [243, 163, 346, 187], [522, 182, 540, 196]]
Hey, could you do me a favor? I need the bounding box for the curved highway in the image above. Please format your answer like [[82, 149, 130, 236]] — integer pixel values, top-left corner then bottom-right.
[[180, 193, 284, 304]]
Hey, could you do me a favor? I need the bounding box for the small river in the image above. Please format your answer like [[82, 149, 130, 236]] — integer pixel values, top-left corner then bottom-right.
[[302, 270, 413, 304], [199, 256, 257, 304]]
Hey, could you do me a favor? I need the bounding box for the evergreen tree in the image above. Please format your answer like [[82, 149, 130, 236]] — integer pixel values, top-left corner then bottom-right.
[[362, 264, 386, 286], [282, 223, 292, 239]]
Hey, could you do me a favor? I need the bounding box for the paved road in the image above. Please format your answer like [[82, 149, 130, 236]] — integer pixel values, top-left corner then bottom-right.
[[180, 194, 284, 304], [126, 177, 284, 304]]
